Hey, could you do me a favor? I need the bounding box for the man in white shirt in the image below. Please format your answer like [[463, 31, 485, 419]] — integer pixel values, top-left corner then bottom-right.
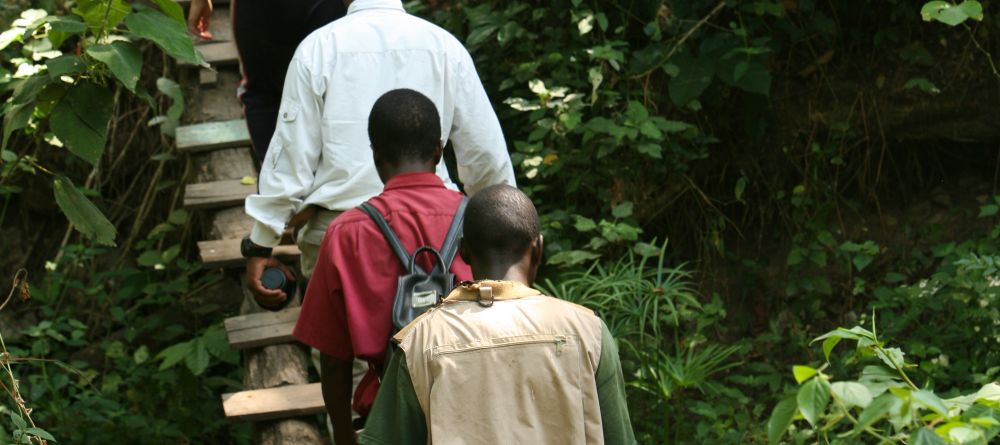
[[241, 0, 516, 308]]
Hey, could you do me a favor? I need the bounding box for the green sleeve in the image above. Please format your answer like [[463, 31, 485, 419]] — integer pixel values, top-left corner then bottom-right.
[[596, 320, 637, 445], [359, 350, 427, 445]]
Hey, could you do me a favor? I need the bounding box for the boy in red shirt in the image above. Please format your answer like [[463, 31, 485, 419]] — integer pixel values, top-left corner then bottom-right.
[[293, 89, 474, 445]]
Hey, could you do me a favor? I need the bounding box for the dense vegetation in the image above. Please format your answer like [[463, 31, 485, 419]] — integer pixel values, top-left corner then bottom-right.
[[2, 0, 1000, 443]]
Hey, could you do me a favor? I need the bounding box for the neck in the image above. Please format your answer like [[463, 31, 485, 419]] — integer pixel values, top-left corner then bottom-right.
[[472, 258, 534, 287]]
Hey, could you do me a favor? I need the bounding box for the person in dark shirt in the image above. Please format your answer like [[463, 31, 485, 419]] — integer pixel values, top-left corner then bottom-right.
[[187, 0, 346, 164]]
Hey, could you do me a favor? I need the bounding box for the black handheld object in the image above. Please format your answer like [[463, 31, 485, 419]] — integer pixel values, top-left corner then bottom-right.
[[260, 267, 296, 310]]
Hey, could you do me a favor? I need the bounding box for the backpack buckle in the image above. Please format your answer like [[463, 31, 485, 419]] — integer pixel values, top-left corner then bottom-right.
[[411, 290, 438, 308]]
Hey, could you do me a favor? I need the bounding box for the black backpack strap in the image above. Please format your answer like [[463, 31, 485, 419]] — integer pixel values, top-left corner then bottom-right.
[[438, 197, 468, 271], [358, 202, 411, 269]]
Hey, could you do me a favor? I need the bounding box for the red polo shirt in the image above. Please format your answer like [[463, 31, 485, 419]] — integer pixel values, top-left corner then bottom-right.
[[292, 172, 472, 411]]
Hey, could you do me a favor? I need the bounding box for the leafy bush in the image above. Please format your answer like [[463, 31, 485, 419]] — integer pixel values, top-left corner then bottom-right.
[[769, 323, 1000, 444], [542, 242, 743, 443]]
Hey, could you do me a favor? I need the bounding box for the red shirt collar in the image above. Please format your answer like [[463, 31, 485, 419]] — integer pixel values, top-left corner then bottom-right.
[[383, 172, 446, 192]]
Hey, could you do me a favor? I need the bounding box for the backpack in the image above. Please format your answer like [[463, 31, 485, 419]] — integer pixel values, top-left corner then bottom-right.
[[357, 197, 468, 331]]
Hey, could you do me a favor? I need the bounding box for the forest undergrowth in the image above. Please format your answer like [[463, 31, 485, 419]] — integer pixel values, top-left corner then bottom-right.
[[1, 0, 1000, 443]]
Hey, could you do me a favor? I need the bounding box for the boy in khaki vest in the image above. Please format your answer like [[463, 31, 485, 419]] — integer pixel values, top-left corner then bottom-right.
[[360, 185, 636, 445]]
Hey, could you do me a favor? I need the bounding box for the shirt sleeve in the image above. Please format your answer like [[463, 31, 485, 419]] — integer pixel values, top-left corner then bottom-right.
[[245, 53, 326, 247], [447, 48, 516, 196], [291, 224, 353, 360], [596, 320, 637, 445], [359, 350, 427, 445]]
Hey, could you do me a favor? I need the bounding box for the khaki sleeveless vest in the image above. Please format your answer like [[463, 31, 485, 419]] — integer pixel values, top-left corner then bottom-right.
[[393, 280, 605, 445]]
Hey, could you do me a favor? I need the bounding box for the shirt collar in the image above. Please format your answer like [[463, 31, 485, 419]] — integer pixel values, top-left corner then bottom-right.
[[444, 280, 543, 303], [382, 171, 446, 192], [347, 0, 405, 15]]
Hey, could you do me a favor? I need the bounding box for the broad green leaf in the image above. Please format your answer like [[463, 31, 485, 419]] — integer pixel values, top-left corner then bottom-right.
[[796, 378, 830, 427], [852, 254, 875, 271], [548, 250, 600, 267], [978, 204, 998, 217], [792, 365, 818, 384], [875, 347, 906, 370], [912, 390, 949, 416], [637, 143, 662, 158], [133, 345, 150, 364], [854, 393, 895, 433], [126, 9, 204, 65], [969, 417, 1000, 428], [152, 77, 184, 135], [947, 426, 983, 443], [185, 338, 211, 375], [911, 427, 947, 445], [45, 15, 87, 33], [168, 209, 189, 225], [734, 60, 771, 96], [12, 75, 51, 105], [3, 101, 34, 149], [904, 77, 940, 95], [24, 427, 56, 442], [10, 412, 26, 429], [151, 0, 186, 25], [50, 82, 114, 165], [87, 41, 142, 92], [668, 52, 713, 106], [821, 336, 841, 361], [958, 1, 984, 21], [45, 55, 86, 79], [137, 250, 162, 267], [767, 396, 797, 445], [73, 0, 130, 31], [831, 381, 873, 408], [53, 176, 117, 246], [612, 202, 633, 218], [574, 216, 597, 232], [156, 341, 191, 370]]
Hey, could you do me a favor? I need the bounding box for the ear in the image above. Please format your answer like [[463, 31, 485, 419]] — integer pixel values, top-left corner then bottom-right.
[[432, 141, 443, 165], [527, 234, 544, 281]]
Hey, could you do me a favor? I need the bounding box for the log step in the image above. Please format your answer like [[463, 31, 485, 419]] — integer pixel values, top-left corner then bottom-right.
[[222, 383, 324, 422], [184, 179, 255, 210], [199, 239, 300, 269], [176, 119, 250, 153], [225, 307, 300, 349]]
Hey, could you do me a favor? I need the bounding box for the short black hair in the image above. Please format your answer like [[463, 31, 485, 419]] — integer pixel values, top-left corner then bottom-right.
[[463, 185, 540, 264], [367, 89, 441, 164]]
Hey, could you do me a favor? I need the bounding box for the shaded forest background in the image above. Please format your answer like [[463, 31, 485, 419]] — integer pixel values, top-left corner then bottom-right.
[[1, 0, 1000, 443]]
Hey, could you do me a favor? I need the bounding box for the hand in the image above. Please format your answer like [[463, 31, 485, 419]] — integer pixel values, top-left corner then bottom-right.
[[187, 0, 213, 40], [246, 256, 295, 309], [288, 205, 318, 230]]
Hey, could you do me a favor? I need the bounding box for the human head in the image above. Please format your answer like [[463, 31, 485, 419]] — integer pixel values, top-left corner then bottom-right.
[[368, 89, 443, 183], [460, 185, 543, 284]]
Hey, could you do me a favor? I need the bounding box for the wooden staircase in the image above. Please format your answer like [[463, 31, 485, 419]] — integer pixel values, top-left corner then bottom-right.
[[178, 3, 323, 443]]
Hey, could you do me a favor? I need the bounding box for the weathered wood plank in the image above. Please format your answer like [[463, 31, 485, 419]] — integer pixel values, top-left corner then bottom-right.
[[188, 41, 239, 66], [184, 179, 255, 210], [199, 68, 218, 87], [225, 307, 300, 349], [222, 383, 324, 422], [199, 239, 300, 269], [176, 119, 249, 153]]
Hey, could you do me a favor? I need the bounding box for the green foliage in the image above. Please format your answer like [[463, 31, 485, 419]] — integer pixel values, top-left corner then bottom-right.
[[543, 243, 742, 442], [1, 215, 246, 443], [0, 3, 200, 245], [768, 324, 1000, 444]]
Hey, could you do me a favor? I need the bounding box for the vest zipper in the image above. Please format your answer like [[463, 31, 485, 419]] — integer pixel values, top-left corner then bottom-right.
[[434, 335, 569, 357]]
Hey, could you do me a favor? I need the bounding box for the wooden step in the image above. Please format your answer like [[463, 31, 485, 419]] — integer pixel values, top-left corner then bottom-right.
[[199, 68, 218, 87], [195, 41, 239, 66], [225, 307, 300, 349], [199, 239, 300, 269], [176, 120, 250, 153], [222, 383, 324, 422], [184, 179, 255, 210]]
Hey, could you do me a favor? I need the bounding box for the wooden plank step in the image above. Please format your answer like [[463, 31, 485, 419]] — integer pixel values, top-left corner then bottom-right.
[[184, 179, 255, 210], [176, 119, 249, 153], [225, 307, 300, 349], [199, 239, 300, 269], [197, 41, 239, 66], [199, 68, 218, 87], [222, 383, 324, 422]]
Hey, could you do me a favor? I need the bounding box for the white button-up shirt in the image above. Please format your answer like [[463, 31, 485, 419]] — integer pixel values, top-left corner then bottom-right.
[[246, 0, 516, 247]]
